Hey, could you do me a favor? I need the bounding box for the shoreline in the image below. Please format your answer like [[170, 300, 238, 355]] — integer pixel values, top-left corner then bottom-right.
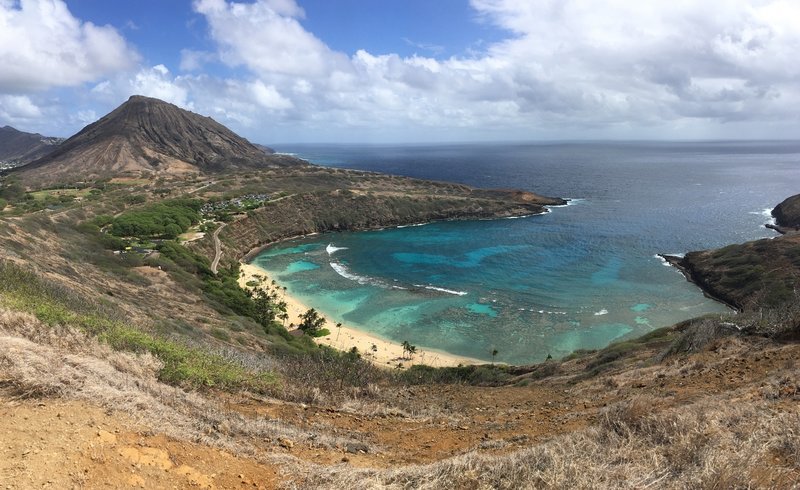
[[657, 254, 739, 311], [238, 262, 484, 369], [237, 198, 562, 263]]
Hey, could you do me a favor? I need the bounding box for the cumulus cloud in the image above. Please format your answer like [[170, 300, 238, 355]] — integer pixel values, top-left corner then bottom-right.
[[6, 0, 799, 141], [187, 0, 800, 140], [0, 0, 138, 92], [0, 95, 42, 122], [194, 0, 346, 77]]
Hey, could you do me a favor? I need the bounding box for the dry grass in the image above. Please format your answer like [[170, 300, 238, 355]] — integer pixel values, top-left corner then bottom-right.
[[0, 308, 368, 458], [298, 394, 800, 489]]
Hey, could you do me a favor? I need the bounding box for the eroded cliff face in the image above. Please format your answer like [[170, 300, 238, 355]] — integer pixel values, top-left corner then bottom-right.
[[192, 187, 563, 266], [667, 193, 800, 310], [685, 235, 800, 308], [772, 193, 800, 229]]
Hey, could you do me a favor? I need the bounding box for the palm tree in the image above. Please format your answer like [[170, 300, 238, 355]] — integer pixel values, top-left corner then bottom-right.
[[401, 341, 411, 359], [491, 349, 499, 364], [401, 341, 416, 360]]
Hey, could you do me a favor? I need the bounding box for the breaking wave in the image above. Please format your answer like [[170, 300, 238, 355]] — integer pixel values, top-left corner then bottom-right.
[[326, 243, 348, 255], [414, 284, 468, 296]]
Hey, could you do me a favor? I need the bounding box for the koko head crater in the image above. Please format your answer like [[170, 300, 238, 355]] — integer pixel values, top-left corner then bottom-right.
[[0, 1, 798, 489]]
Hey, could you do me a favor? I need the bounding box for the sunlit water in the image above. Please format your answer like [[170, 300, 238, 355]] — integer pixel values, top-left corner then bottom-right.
[[253, 141, 800, 363]]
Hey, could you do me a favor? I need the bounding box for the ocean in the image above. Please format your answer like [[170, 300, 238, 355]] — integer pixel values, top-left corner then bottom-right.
[[250, 141, 800, 364]]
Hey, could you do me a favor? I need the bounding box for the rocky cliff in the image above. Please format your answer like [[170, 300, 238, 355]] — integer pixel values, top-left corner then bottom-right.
[[189, 172, 565, 265], [666, 194, 800, 310], [772, 193, 800, 230]]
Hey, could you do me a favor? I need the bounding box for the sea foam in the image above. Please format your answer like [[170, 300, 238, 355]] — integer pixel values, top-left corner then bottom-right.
[[655, 254, 684, 267], [414, 284, 468, 296], [326, 243, 348, 255], [749, 208, 776, 226], [329, 262, 383, 287]]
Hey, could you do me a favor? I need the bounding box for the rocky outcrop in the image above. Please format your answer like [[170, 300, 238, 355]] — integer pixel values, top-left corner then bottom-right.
[[664, 194, 800, 310], [15, 95, 305, 186], [665, 232, 800, 309], [772, 193, 800, 231]]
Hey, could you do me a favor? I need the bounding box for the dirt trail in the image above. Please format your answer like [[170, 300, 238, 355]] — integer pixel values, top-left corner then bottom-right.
[[210, 222, 227, 274], [1, 339, 797, 488], [0, 398, 281, 489]]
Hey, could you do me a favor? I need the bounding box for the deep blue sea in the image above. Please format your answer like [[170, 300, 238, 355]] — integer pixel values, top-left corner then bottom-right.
[[251, 141, 800, 364]]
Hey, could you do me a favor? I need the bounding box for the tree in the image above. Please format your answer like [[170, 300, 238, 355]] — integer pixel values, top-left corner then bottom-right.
[[401, 341, 417, 360], [299, 308, 326, 336], [491, 349, 499, 365], [163, 223, 183, 239], [335, 322, 343, 342], [275, 300, 288, 326], [252, 285, 278, 329]]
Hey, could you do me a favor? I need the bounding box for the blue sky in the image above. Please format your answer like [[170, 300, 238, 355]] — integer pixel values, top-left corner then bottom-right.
[[1, 0, 800, 143]]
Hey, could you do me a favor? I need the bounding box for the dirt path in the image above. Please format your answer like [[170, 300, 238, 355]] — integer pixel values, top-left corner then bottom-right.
[[210, 222, 226, 274], [0, 398, 280, 489]]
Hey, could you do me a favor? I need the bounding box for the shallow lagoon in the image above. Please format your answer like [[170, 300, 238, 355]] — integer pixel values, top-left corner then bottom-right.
[[253, 142, 800, 363]]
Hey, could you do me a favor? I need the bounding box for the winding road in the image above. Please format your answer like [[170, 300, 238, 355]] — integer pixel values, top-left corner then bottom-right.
[[210, 222, 227, 274]]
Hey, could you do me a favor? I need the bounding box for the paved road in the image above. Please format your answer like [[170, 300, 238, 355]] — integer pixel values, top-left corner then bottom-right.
[[210, 222, 227, 274]]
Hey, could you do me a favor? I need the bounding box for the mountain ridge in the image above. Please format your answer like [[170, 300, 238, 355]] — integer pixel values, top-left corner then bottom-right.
[[14, 95, 304, 185], [0, 125, 63, 169]]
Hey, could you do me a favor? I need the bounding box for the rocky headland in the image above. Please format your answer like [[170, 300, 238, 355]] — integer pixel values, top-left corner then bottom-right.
[[191, 172, 564, 266], [769, 193, 800, 234], [663, 193, 800, 314]]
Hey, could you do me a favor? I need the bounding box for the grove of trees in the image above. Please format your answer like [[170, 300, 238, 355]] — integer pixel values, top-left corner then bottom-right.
[[110, 198, 202, 238]]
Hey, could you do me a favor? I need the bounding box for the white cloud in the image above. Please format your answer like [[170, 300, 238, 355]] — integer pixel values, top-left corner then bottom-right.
[[0, 95, 42, 121], [193, 0, 346, 77], [187, 0, 800, 140], [6, 0, 800, 142], [249, 80, 293, 110], [130, 65, 191, 108], [0, 0, 139, 92]]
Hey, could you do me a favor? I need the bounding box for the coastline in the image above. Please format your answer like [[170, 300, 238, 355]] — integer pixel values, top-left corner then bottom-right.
[[657, 253, 739, 311], [238, 262, 484, 369]]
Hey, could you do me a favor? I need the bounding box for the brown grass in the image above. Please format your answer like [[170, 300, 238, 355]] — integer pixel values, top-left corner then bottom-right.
[[0, 308, 368, 458], [298, 394, 800, 489]]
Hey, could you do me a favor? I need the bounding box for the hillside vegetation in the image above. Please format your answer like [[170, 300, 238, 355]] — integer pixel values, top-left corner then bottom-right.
[[0, 96, 797, 488]]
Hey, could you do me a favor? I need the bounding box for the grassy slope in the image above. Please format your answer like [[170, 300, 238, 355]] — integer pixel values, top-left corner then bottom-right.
[[676, 233, 800, 310], [1, 171, 799, 488]]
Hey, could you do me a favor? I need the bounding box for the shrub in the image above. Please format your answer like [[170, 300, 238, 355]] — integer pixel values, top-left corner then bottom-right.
[[110, 198, 202, 238]]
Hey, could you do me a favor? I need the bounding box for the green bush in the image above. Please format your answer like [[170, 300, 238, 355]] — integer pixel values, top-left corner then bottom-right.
[[110, 198, 202, 238]]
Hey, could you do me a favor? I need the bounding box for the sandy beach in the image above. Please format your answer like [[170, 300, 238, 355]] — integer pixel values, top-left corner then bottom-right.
[[238, 262, 483, 368]]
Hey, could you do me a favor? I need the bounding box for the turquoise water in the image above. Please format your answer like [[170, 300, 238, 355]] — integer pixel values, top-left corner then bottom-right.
[[253, 142, 800, 364]]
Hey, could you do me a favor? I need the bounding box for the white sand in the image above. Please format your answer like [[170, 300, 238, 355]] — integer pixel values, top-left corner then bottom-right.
[[239, 262, 483, 368]]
